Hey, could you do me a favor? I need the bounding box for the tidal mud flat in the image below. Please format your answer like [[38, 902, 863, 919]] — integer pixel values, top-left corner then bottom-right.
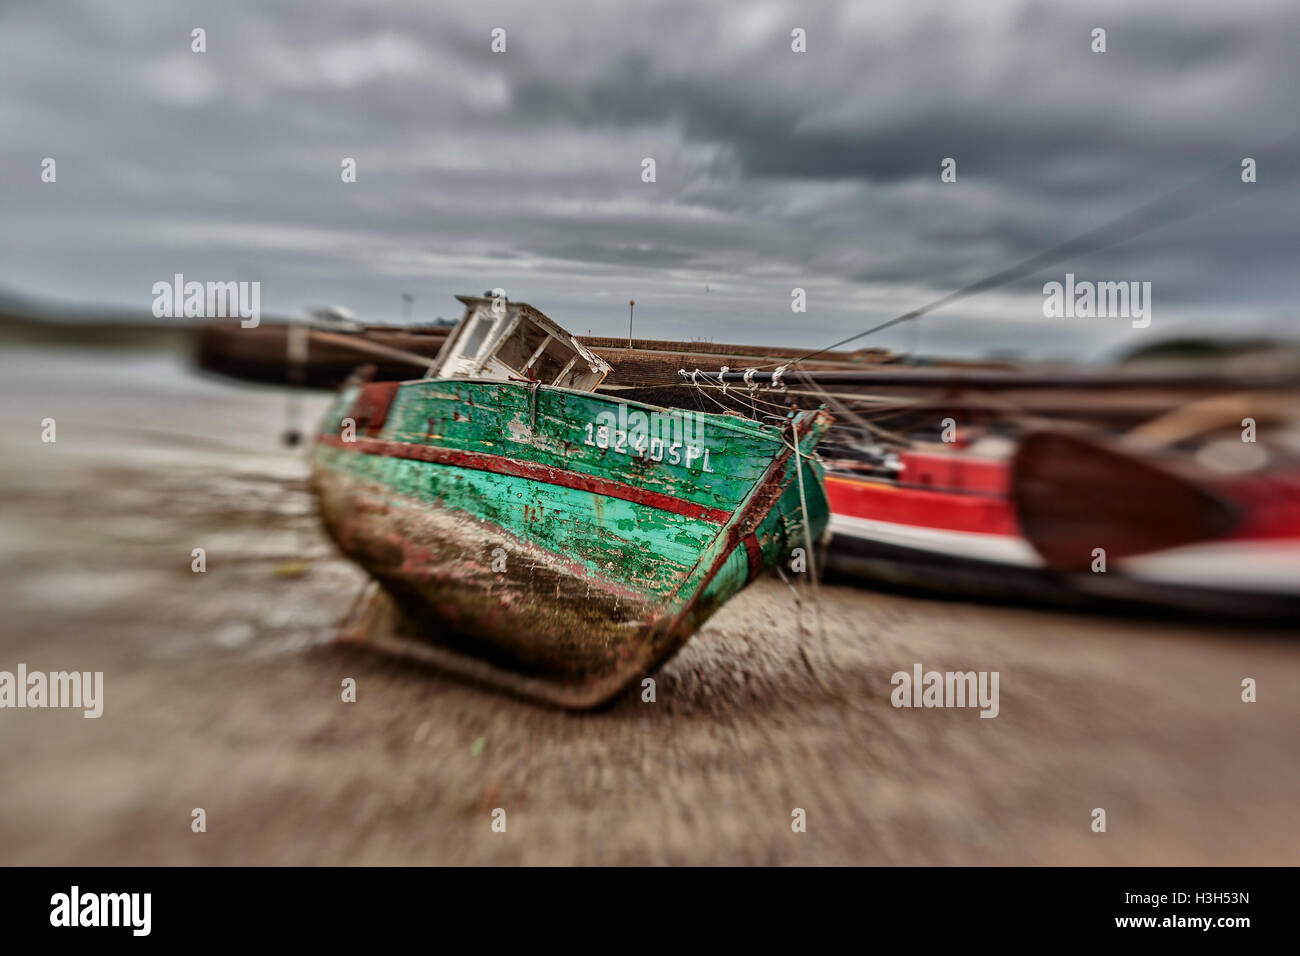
[[1, 345, 1297, 865]]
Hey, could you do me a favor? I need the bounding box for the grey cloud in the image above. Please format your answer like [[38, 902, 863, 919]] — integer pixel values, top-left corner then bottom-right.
[[1, 0, 1297, 359]]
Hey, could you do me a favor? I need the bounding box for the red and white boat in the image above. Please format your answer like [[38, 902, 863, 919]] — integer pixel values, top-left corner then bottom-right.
[[822, 426, 1300, 620]]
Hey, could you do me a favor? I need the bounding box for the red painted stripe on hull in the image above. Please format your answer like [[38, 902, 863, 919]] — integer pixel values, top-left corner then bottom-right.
[[898, 451, 1010, 494], [826, 474, 1021, 536], [317, 433, 734, 524]]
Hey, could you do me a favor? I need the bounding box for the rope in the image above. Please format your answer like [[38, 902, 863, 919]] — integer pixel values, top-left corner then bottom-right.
[[792, 368, 915, 448], [775, 563, 834, 696], [751, 130, 1300, 370], [789, 417, 831, 686]]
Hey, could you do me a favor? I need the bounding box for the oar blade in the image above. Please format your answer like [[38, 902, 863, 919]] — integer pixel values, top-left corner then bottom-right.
[[1011, 431, 1238, 570]]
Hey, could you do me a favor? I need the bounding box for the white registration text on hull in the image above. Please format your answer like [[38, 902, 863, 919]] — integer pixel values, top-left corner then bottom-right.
[[583, 407, 716, 472]]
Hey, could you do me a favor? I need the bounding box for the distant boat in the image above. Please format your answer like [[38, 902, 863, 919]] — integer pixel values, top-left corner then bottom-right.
[[310, 295, 831, 707], [194, 315, 453, 388], [821, 421, 1300, 620]]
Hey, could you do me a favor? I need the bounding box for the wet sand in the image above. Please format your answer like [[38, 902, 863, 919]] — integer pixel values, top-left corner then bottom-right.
[[1, 345, 1297, 865]]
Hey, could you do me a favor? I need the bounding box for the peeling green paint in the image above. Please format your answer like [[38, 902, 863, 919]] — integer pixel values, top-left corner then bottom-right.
[[311, 377, 830, 707]]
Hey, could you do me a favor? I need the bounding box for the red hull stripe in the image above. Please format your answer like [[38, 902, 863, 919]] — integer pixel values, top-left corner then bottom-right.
[[826, 474, 1021, 536], [897, 451, 1009, 494], [828, 470, 1300, 543], [317, 433, 734, 524]]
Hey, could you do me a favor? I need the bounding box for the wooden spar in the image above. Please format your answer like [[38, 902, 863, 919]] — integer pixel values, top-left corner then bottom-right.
[[308, 328, 441, 373], [1123, 391, 1300, 448], [688, 365, 1300, 391]]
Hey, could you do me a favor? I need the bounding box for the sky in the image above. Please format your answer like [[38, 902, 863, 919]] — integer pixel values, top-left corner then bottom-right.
[[1, 0, 1297, 359]]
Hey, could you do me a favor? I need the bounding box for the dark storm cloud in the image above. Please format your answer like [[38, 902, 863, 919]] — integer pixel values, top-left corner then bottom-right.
[[1, 0, 1297, 358], [505, 8, 1293, 185]]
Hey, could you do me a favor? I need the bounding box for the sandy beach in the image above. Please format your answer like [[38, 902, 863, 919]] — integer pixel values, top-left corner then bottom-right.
[[1, 344, 1297, 866]]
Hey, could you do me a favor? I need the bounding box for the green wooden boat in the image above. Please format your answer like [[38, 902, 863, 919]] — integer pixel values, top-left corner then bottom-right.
[[311, 296, 830, 708]]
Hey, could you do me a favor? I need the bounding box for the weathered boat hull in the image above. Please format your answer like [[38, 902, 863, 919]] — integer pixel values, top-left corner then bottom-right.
[[311, 378, 829, 707]]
